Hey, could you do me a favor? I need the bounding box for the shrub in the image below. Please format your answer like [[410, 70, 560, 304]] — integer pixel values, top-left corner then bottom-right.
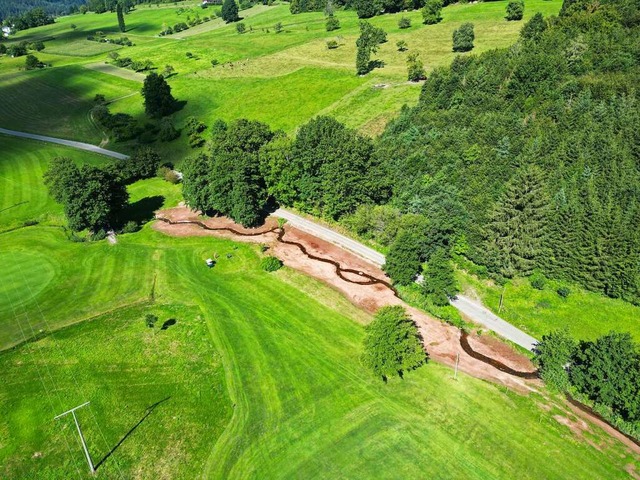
[[274, 22, 283, 33], [25, 54, 41, 70], [452, 22, 474, 52], [158, 117, 180, 142], [398, 17, 411, 29], [260, 256, 283, 272], [211, 59, 219, 68], [29, 41, 45, 51], [506, 0, 524, 21], [557, 286, 571, 298], [90, 229, 107, 241], [145, 314, 158, 328], [326, 40, 339, 49], [326, 15, 340, 31], [529, 270, 546, 290], [236, 22, 246, 34], [186, 51, 193, 58], [189, 133, 206, 148], [121, 220, 140, 234], [397, 40, 408, 51], [422, 0, 443, 25]]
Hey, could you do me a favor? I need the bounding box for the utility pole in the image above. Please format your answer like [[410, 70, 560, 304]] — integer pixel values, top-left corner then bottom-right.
[[54, 401, 95, 474]]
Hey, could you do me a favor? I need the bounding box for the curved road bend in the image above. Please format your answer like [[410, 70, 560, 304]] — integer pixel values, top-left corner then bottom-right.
[[0, 128, 129, 160], [0, 127, 538, 351]]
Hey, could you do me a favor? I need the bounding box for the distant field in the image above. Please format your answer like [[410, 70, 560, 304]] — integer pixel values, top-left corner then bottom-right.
[[0, 66, 139, 144], [0, 0, 562, 164], [458, 271, 640, 342]]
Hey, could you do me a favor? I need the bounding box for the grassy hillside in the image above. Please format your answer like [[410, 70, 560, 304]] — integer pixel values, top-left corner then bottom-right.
[[458, 270, 640, 342], [0, 135, 109, 231], [0, 0, 561, 162]]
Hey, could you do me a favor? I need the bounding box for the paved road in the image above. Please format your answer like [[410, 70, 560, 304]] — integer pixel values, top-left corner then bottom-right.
[[450, 295, 538, 351], [0, 128, 538, 350], [273, 208, 386, 266], [0, 128, 129, 160], [273, 208, 539, 351]]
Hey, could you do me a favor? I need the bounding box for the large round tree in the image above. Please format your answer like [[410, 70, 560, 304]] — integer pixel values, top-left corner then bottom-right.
[[141, 72, 177, 119], [221, 0, 239, 23]]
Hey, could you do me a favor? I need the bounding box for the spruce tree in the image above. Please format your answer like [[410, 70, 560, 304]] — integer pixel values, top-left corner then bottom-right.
[[485, 166, 550, 278], [221, 0, 239, 23], [116, 1, 126, 32]]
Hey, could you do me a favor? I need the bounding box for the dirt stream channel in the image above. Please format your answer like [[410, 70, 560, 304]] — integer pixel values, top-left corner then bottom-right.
[[154, 207, 640, 455]]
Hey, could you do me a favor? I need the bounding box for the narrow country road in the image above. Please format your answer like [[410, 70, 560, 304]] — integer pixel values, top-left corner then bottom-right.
[[273, 209, 386, 266], [0, 128, 129, 160], [272, 209, 539, 351], [1, 127, 538, 351]]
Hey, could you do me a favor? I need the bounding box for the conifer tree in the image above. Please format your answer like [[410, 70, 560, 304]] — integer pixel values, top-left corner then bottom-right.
[[141, 72, 176, 119], [485, 166, 550, 278], [116, 1, 126, 32]]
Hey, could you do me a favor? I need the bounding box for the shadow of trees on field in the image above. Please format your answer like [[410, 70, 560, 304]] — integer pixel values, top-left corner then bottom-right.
[[121, 195, 165, 225], [95, 397, 171, 471]]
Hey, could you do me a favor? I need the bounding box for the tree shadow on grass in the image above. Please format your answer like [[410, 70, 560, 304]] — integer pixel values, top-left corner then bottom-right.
[[121, 195, 165, 226], [95, 397, 171, 471]]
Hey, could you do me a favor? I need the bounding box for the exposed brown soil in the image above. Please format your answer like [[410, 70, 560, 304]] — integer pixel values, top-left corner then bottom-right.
[[153, 207, 538, 393]]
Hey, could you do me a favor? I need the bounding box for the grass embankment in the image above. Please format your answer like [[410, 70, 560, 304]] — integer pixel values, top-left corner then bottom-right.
[[458, 270, 640, 342], [0, 0, 561, 163], [0, 138, 638, 479]]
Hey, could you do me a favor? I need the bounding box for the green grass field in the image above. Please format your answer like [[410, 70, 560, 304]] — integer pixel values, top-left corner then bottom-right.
[[0, 0, 562, 163], [1, 222, 638, 479], [0, 136, 638, 478], [458, 271, 640, 342]]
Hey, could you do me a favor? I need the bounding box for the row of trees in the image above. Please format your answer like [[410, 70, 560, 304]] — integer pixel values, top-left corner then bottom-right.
[[182, 116, 389, 227], [535, 330, 640, 426], [1, 7, 53, 30]]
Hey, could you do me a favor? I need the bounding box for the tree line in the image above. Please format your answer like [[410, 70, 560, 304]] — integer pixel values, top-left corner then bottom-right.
[[535, 329, 640, 437]]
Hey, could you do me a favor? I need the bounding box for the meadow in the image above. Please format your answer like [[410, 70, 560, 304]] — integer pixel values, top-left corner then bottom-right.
[[458, 270, 640, 342], [0, 0, 562, 164], [0, 135, 638, 478]]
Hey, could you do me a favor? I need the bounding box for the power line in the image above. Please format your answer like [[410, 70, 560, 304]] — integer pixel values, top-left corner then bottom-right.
[[12, 252, 126, 479]]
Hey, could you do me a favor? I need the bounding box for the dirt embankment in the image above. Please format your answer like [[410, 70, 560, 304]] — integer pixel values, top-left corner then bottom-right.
[[153, 207, 537, 392]]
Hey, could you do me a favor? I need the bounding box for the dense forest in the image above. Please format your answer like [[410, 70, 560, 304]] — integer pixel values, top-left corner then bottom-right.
[[182, 0, 640, 307], [0, 1, 84, 21], [374, 0, 640, 303]]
